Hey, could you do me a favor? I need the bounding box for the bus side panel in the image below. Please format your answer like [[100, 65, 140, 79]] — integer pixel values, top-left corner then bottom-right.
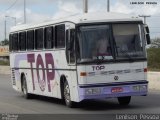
[[143, 61, 147, 80], [76, 61, 148, 101], [53, 51, 78, 102], [10, 50, 79, 102], [69, 69, 79, 102], [10, 53, 25, 92]]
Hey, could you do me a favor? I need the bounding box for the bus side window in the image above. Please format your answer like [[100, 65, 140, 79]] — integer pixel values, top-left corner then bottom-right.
[[55, 24, 65, 48], [44, 26, 54, 49], [9, 34, 12, 52], [66, 29, 76, 64], [12, 33, 18, 51], [66, 30, 69, 63], [35, 28, 44, 50], [19, 32, 26, 51], [27, 30, 34, 50]]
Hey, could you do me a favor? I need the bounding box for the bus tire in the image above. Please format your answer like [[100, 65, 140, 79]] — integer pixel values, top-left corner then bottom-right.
[[64, 81, 75, 108], [118, 96, 131, 106], [22, 75, 31, 99]]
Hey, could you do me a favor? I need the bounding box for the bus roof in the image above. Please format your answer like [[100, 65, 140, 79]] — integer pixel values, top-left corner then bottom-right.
[[10, 12, 142, 33]]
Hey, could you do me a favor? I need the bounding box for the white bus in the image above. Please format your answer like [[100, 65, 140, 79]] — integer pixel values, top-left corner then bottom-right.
[[9, 12, 150, 107]]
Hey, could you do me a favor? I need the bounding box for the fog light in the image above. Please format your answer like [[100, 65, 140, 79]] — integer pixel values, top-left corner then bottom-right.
[[92, 88, 101, 94], [140, 85, 147, 91], [85, 89, 93, 95], [133, 86, 140, 91], [85, 88, 101, 95]]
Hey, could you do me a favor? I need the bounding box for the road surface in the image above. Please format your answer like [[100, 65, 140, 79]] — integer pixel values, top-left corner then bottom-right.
[[0, 74, 160, 115]]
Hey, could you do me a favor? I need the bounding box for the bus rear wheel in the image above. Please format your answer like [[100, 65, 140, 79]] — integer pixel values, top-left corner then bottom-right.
[[63, 81, 75, 108], [22, 75, 31, 99], [118, 96, 131, 106]]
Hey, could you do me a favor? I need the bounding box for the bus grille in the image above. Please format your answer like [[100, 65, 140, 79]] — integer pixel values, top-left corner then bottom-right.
[[12, 69, 16, 85]]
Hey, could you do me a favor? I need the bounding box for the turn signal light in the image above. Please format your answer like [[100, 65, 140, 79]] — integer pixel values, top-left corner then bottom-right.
[[80, 72, 87, 76], [144, 68, 148, 72]]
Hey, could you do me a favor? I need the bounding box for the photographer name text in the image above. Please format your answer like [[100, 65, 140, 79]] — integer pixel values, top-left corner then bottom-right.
[[116, 114, 160, 120], [130, 1, 157, 5]]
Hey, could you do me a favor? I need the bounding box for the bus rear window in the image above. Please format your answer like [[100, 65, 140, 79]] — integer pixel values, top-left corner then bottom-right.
[[55, 24, 65, 48], [44, 26, 54, 49], [35, 28, 44, 50], [19, 32, 26, 51], [27, 30, 34, 50], [12, 33, 18, 51]]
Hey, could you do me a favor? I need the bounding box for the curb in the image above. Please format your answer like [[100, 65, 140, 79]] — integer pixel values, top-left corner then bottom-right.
[[0, 66, 10, 75]]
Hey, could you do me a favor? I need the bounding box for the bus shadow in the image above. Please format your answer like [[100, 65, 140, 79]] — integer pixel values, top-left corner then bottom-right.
[[32, 94, 65, 105], [78, 99, 138, 110], [18, 93, 160, 111], [23, 94, 142, 110]]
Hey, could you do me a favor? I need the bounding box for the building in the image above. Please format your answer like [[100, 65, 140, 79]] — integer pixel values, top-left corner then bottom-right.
[[0, 46, 9, 61]]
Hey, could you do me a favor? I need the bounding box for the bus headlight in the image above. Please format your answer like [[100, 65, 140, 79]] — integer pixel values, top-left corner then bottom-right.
[[139, 85, 147, 91], [132, 85, 147, 91], [132, 86, 140, 91], [85, 88, 101, 95]]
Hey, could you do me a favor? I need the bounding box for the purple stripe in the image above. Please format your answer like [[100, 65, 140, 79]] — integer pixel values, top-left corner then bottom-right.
[[79, 83, 148, 101]]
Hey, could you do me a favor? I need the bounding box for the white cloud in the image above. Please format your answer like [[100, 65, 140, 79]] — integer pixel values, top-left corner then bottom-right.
[[26, 9, 50, 23], [111, 0, 160, 15], [0, 8, 51, 40], [110, 0, 160, 38], [52, 1, 82, 19], [0, 0, 160, 40]]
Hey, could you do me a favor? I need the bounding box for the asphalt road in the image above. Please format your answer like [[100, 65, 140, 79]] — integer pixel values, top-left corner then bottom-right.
[[0, 74, 160, 115]]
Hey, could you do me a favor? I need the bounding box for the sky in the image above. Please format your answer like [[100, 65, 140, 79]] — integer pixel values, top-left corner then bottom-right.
[[0, 0, 160, 41]]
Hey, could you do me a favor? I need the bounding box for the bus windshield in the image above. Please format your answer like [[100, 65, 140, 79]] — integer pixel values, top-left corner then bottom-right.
[[77, 23, 146, 63], [113, 24, 145, 60]]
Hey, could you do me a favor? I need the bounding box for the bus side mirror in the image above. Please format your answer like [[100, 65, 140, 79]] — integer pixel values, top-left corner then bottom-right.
[[144, 24, 151, 44], [146, 34, 151, 44]]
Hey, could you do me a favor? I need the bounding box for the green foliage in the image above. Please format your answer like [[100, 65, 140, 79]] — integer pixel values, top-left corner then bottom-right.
[[147, 48, 160, 71], [150, 37, 160, 48], [0, 39, 9, 46], [0, 60, 10, 66]]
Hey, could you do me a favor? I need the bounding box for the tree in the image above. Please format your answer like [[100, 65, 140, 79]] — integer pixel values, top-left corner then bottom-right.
[[150, 37, 160, 48], [0, 39, 9, 46]]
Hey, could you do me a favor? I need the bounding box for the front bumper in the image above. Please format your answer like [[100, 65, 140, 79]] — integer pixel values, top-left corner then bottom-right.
[[78, 80, 148, 101]]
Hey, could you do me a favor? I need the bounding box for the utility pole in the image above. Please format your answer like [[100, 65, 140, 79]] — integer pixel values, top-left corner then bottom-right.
[[139, 15, 151, 24], [83, 0, 88, 13], [107, 0, 110, 12], [4, 19, 7, 40], [24, 0, 26, 23]]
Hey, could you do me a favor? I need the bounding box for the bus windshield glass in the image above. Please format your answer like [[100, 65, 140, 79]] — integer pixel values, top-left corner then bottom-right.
[[77, 23, 145, 63], [78, 25, 113, 62], [113, 24, 145, 60]]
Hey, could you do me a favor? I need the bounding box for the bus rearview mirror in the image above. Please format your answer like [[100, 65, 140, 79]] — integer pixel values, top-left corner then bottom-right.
[[144, 24, 151, 44]]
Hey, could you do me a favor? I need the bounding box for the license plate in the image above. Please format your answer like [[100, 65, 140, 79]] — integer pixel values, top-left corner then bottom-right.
[[111, 87, 123, 93]]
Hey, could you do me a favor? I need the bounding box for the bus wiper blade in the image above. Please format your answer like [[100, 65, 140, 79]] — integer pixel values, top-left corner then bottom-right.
[[92, 56, 104, 64]]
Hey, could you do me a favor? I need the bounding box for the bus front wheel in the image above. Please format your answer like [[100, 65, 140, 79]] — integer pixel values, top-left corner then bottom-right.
[[118, 96, 131, 106], [22, 75, 31, 99], [64, 81, 75, 108]]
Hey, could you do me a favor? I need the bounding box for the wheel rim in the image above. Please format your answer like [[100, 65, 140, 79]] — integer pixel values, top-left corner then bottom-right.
[[22, 77, 27, 95], [64, 84, 70, 103]]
